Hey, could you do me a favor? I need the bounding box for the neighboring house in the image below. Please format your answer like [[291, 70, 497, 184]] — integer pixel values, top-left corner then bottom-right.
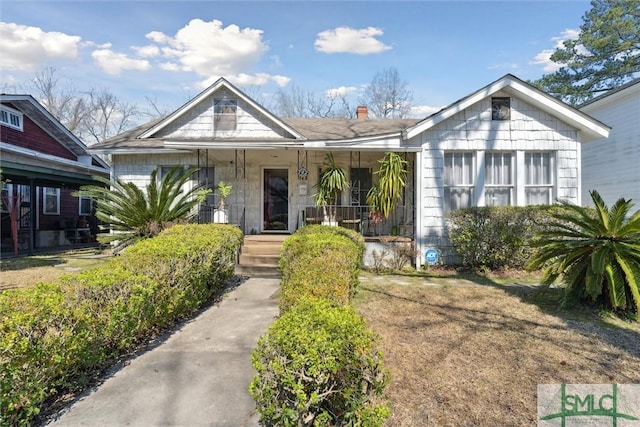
[[90, 74, 609, 266], [579, 78, 640, 209], [1, 94, 110, 254]]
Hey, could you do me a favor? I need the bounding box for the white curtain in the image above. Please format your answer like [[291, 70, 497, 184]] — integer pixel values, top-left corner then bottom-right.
[[444, 152, 474, 212], [485, 153, 512, 206], [525, 153, 552, 205]]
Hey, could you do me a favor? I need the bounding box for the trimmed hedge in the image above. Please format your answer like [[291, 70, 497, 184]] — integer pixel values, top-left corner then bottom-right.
[[252, 225, 389, 426], [279, 225, 363, 312], [283, 224, 365, 257], [447, 205, 558, 269], [0, 224, 242, 426], [250, 298, 389, 427]]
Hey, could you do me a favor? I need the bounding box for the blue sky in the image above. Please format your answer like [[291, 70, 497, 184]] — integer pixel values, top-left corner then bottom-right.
[[0, 1, 591, 117]]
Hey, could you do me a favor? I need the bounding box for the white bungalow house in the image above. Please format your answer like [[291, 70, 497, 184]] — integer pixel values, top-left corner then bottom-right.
[[579, 78, 640, 209], [90, 74, 609, 267]]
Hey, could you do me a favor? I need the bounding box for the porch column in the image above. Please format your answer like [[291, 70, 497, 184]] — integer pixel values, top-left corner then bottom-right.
[[415, 150, 424, 269], [28, 178, 35, 255]]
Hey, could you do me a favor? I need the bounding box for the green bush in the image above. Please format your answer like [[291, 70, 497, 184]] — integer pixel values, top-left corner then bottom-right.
[[250, 298, 389, 426], [284, 224, 365, 258], [447, 206, 556, 269], [279, 226, 363, 312], [0, 224, 242, 426]]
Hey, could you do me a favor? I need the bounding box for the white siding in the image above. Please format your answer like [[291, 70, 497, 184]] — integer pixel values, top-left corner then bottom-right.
[[580, 84, 640, 209], [157, 88, 292, 140], [416, 91, 581, 264]]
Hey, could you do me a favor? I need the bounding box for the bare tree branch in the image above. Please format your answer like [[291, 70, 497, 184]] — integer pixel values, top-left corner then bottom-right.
[[360, 67, 413, 119]]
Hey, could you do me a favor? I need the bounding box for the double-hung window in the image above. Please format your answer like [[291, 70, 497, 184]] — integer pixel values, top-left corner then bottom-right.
[[43, 187, 60, 215], [485, 152, 513, 206], [444, 152, 474, 213], [79, 192, 92, 216], [525, 152, 553, 205]]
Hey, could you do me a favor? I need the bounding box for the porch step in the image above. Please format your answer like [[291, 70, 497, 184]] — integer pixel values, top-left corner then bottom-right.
[[235, 234, 288, 277]]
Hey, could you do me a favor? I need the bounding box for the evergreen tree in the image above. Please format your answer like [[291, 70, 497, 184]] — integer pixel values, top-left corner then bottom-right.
[[533, 0, 640, 106]]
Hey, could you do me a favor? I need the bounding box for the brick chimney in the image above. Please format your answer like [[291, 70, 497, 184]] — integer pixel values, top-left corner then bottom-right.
[[356, 105, 368, 120]]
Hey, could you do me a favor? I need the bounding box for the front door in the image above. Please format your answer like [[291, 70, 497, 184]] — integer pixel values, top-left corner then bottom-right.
[[263, 169, 288, 231]]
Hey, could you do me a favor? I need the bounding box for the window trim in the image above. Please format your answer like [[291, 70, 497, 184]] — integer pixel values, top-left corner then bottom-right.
[[443, 152, 475, 213], [213, 98, 237, 132], [491, 97, 511, 121], [79, 193, 93, 216], [43, 187, 60, 215], [524, 152, 555, 205], [484, 152, 514, 206], [0, 105, 23, 131]]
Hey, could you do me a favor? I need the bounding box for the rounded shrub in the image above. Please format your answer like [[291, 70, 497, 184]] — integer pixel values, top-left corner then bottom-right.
[[250, 298, 389, 426]]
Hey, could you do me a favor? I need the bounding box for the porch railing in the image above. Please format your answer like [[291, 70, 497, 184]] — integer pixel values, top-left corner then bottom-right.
[[197, 204, 246, 234], [299, 204, 414, 237], [195, 203, 414, 237]]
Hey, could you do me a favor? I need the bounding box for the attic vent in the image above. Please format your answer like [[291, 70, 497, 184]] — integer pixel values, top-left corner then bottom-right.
[[0, 106, 23, 131], [491, 97, 510, 121], [214, 99, 237, 131]]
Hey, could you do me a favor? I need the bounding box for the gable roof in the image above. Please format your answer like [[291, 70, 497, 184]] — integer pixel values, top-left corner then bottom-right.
[[0, 94, 109, 169], [139, 77, 306, 140], [404, 74, 610, 142]]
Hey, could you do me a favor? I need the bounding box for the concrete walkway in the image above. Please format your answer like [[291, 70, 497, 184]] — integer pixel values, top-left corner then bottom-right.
[[46, 277, 280, 427]]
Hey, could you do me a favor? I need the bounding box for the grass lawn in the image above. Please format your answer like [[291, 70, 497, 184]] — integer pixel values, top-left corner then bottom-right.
[[0, 248, 111, 291], [356, 271, 640, 426]]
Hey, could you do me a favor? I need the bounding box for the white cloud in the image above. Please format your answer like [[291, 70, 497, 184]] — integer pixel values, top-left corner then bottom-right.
[[196, 72, 290, 90], [145, 19, 268, 76], [146, 30, 171, 44], [531, 29, 582, 72], [409, 105, 444, 118], [160, 62, 181, 72], [325, 86, 357, 97], [487, 63, 520, 71], [133, 45, 160, 58], [271, 75, 291, 87], [0, 22, 82, 71], [315, 26, 391, 55], [91, 49, 151, 75]]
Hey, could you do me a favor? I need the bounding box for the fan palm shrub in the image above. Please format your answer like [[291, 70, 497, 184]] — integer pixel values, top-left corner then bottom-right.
[[527, 190, 640, 315], [79, 166, 203, 252]]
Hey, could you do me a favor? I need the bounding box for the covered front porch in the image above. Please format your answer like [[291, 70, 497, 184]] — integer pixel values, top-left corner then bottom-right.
[[189, 148, 417, 238]]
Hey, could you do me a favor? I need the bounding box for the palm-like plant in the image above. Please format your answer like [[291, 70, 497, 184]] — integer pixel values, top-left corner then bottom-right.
[[79, 166, 202, 252], [527, 190, 640, 314], [366, 152, 408, 219], [314, 152, 348, 222], [216, 181, 233, 210]]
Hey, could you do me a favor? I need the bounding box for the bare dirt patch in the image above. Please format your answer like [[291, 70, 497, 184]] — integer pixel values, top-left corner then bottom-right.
[[356, 276, 640, 426]]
